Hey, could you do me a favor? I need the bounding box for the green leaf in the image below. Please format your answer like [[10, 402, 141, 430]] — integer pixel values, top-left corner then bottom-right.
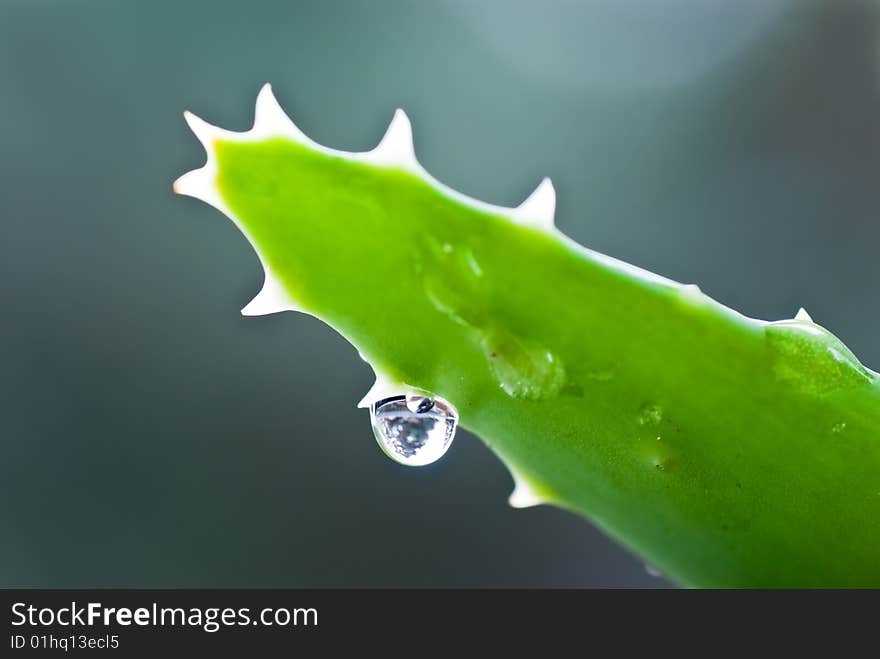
[[175, 84, 880, 587]]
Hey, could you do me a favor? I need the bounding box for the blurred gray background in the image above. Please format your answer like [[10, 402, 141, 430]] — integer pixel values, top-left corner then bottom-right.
[[2, 0, 879, 587]]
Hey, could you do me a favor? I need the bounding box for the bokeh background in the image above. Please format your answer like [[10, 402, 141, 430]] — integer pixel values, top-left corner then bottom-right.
[[3, 0, 880, 587]]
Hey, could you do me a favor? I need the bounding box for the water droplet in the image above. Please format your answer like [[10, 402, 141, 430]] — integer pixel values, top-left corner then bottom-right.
[[421, 240, 488, 328], [765, 320, 873, 394], [831, 421, 847, 434], [638, 403, 663, 426], [370, 395, 458, 466], [481, 328, 566, 400], [420, 238, 565, 400]]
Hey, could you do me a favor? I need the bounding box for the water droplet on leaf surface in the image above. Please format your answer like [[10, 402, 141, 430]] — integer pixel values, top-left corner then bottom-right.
[[638, 403, 663, 426], [481, 329, 566, 400], [370, 395, 458, 466], [765, 320, 874, 394]]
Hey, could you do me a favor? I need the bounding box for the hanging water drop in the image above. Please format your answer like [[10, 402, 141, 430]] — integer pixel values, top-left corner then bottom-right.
[[370, 395, 458, 466]]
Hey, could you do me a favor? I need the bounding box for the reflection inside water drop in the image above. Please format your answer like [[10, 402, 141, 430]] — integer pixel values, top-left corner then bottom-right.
[[370, 395, 458, 466], [405, 394, 435, 414]]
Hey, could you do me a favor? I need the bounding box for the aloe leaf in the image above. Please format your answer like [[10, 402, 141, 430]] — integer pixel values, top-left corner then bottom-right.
[[174, 84, 880, 587]]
